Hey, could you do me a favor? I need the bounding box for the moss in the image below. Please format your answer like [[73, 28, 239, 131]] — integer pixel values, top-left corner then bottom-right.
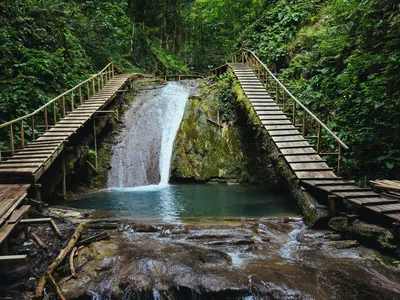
[[329, 217, 399, 256], [170, 75, 277, 184]]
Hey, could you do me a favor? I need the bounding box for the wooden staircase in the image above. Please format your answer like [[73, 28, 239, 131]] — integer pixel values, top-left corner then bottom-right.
[[216, 49, 400, 225]]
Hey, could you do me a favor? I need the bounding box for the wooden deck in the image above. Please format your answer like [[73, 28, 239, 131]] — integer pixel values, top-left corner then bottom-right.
[[0, 74, 133, 184], [0, 184, 30, 227], [229, 63, 400, 223], [0, 71, 133, 257]]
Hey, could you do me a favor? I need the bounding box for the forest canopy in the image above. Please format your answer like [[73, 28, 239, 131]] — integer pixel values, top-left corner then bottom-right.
[[0, 0, 399, 181]]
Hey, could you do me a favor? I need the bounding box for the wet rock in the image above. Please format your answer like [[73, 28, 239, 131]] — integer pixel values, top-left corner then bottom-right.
[[329, 217, 400, 256]]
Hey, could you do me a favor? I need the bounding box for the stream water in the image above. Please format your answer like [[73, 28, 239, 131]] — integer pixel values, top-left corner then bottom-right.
[[59, 81, 400, 299]]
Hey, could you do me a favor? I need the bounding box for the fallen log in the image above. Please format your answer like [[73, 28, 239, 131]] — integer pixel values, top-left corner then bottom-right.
[[48, 274, 66, 300], [35, 222, 86, 298], [50, 219, 63, 238], [76, 231, 110, 247], [31, 232, 47, 250], [69, 247, 78, 279]]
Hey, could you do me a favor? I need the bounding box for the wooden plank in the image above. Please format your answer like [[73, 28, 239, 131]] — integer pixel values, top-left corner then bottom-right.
[[285, 155, 324, 163], [295, 171, 337, 179], [350, 197, 398, 206], [281, 148, 316, 155], [290, 162, 330, 170], [7, 205, 31, 223], [263, 120, 293, 125], [20, 218, 52, 224], [334, 191, 379, 198], [268, 130, 301, 137], [0, 255, 27, 263], [0, 163, 42, 168], [0, 223, 16, 244], [276, 141, 311, 148], [301, 180, 355, 186], [318, 186, 370, 193], [272, 136, 306, 142]]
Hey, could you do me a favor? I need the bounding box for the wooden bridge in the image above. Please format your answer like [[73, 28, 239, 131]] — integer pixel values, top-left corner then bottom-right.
[[0, 50, 399, 262], [0, 63, 134, 261], [214, 49, 400, 226]]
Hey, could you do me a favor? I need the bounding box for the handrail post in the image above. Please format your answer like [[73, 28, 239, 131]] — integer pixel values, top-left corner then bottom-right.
[[71, 92, 74, 112], [302, 111, 307, 136], [86, 81, 90, 99], [79, 86, 83, 105], [112, 63, 115, 77], [275, 85, 279, 104], [292, 101, 296, 125], [62, 96, 66, 117], [97, 76, 101, 91], [92, 78, 96, 94], [337, 144, 343, 176], [32, 116, 35, 140], [20, 120, 25, 149], [316, 124, 322, 153], [9, 124, 14, 156], [44, 107, 48, 131], [53, 102, 57, 124], [282, 91, 286, 112]]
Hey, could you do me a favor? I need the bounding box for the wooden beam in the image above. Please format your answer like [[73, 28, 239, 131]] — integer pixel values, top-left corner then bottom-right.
[[0, 255, 27, 264]]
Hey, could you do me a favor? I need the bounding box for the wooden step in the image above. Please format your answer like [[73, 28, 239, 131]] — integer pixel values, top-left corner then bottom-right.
[[8, 205, 31, 224], [0, 255, 27, 263]]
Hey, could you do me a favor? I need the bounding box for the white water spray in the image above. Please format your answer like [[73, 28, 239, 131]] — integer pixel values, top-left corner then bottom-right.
[[158, 83, 189, 186]]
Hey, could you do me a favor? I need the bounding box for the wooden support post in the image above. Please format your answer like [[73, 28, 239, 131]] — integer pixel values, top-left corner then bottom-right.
[[35, 184, 42, 202], [112, 63, 115, 77], [328, 195, 337, 217], [282, 91, 286, 112], [71, 92, 74, 112], [92, 78, 96, 95], [302, 111, 307, 136], [316, 124, 322, 153], [32, 116, 35, 140], [337, 144, 343, 176], [44, 107, 48, 131], [0, 149, 2, 164], [97, 77, 101, 91], [53, 102, 57, 124], [79, 86, 83, 105], [101, 74, 104, 88], [93, 119, 98, 170], [275, 85, 279, 104], [292, 101, 296, 125], [62, 96, 66, 117], [86, 81, 90, 99], [62, 153, 67, 200], [20, 120, 25, 149], [9, 124, 14, 156]]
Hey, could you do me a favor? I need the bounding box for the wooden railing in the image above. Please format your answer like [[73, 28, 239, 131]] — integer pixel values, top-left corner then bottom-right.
[[230, 49, 349, 176], [0, 62, 116, 162]]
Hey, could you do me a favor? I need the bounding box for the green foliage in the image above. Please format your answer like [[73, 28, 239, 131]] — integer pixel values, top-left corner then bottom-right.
[[239, 0, 400, 180]]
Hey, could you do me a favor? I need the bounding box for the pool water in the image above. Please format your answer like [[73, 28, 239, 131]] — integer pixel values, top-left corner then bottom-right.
[[65, 184, 299, 223]]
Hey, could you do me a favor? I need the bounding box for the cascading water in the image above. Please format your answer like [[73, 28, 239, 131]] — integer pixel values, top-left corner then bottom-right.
[[108, 82, 189, 188]]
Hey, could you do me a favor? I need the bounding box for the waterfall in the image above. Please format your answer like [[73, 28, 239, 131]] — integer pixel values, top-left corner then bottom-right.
[[158, 83, 189, 186], [108, 82, 189, 188]]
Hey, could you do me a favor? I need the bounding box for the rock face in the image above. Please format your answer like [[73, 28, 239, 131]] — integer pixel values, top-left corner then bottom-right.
[[170, 77, 278, 184]]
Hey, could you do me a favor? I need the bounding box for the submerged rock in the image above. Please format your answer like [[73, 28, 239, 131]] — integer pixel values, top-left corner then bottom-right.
[[55, 218, 400, 299]]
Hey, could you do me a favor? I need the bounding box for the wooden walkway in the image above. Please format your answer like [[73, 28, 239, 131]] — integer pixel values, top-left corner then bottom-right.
[[0, 64, 134, 258], [228, 61, 400, 224], [0, 74, 132, 184]]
